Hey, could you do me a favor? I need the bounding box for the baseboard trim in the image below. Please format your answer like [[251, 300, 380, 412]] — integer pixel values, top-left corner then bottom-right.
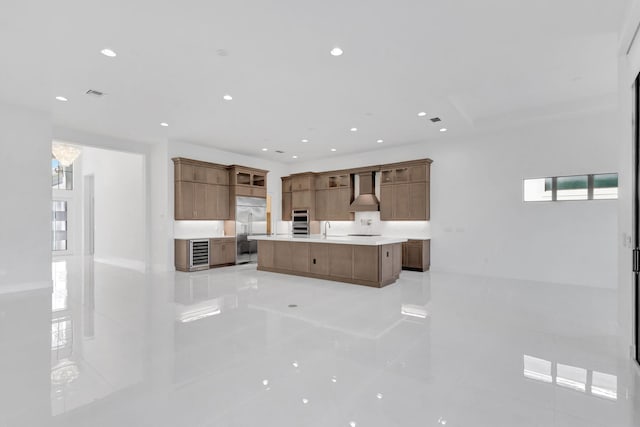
[[94, 257, 146, 272], [0, 280, 52, 295]]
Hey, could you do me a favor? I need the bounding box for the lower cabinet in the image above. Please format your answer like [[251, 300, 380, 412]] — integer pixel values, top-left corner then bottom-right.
[[256, 240, 403, 287], [258, 240, 274, 268], [309, 243, 329, 275], [353, 245, 378, 282], [291, 242, 310, 273], [329, 245, 353, 278], [209, 237, 236, 266], [401, 239, 430, 271]]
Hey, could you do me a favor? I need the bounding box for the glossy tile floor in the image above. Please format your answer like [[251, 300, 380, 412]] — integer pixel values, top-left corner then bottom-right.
[[1, 257, 639, 426]]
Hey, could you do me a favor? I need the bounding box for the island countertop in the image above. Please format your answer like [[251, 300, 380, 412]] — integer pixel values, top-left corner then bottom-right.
[[248, 234, 407, 246]]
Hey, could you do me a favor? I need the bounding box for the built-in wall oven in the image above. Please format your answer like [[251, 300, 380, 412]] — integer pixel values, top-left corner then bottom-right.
[[292, 209, 309, 235]]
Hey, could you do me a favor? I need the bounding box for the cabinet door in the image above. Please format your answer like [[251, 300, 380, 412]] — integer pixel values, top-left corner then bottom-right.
[[210, 241, 224, 265], [394, 183, 410, 219], [206, 168, 229, 185], [274, 241, 292, 270], [291, 242, 310, 273], [291, 175, 311, 191], [309, 243, 329, 275], [329, 245, 352, 278], [282, 192, 292, 220], [409, 182, 427, 220], [258, 241, 274, 268], [402, 242, 409, 268], [408, 164, 427, 182], [222, 241, 236, 264], [353, 245, 378, 282], [336, 188, 353, 220], [175, 182, 195, 219], [315, 190, 328, 220], [326, 189, 340, 220], [282, 177, 292, 192], [178, 164, 196, 181], [205, 184, 218, 220], [380, 244, 394, 282], [406, 243, 422, 269], [292, 191, 311, 209], [193, 183, 207, 219], [380, 185, 393, 220], [217, 185, 230, 219], [392, 243, 402, 276], [194, 166, 208, 183]]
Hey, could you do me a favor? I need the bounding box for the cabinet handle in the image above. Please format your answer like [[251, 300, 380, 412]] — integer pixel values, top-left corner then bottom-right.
[[313, 258, 316, 264], [386, 251, 390, 257]]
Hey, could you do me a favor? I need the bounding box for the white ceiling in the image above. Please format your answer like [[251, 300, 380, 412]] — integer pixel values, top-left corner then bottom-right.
[[0, 0, 630, 162]]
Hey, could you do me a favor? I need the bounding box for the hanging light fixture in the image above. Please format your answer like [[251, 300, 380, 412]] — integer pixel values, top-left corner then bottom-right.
[[52, 143, 81, 167]]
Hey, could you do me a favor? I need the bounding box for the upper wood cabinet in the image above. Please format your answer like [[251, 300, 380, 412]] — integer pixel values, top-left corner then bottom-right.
[[290, 172, 315, 217], [229, 165, 268, 198], [379, 159, 431, 220], [173, 158, 268, 221], [281, 177, 292, 221]]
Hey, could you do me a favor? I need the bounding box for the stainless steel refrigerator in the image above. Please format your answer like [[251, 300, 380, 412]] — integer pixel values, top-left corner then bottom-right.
[[235, 196, 267, 264]]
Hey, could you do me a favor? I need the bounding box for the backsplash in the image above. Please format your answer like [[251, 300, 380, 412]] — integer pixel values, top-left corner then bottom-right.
[[278, 212, 430, 238], [173, 220, 227, 239]]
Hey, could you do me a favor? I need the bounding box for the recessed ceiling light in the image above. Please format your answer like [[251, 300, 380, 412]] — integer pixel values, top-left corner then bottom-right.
[[100, 48, 117, 57], [350, 127, 358, 132], [55, 96, 68, 102], [223, 94, 233, 101], [418, 112, 427, 117], [292, 155, 298, 159], [301, 139, 309, 143], [330, 47, 343, 56], [160, 122, 169, 127], [440, 128, 447, 132], [261, 148, 268, 151], [376, 139, 383, 143], [302, 398, 309, 404], [330, 148, 337, 152]]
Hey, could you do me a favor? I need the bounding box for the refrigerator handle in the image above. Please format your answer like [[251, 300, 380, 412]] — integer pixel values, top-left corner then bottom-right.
[[249, 212, 253, 235]]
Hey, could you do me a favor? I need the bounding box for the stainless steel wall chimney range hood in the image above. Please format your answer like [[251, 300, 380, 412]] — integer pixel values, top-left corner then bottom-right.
[[349, 172, 379, 212]]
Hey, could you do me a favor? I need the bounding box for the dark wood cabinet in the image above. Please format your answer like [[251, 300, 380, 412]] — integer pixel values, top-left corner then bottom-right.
[[257, 240, 403, 287], [380, 159, 431, 220], [353, 245, 378, 282], [173, 158, 236, 220], [309, 243, 329, 275], [282, 177, 292, 221], [291, 242, 310, 273], [210, 237, 236, 266], [402, 239, 430, 271], [315, 189, 328, 220], [290, 172, 315, 217], [274, 241, 293, 270], [258, 240, 274, 268], [329, 244, 353, 278]]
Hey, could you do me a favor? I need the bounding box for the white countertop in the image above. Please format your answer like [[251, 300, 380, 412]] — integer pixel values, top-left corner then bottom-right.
[[248, 234, 407, 246]]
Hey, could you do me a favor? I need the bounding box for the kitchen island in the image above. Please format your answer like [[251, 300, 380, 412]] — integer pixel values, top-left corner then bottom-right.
[[248, 235, 407, 287]]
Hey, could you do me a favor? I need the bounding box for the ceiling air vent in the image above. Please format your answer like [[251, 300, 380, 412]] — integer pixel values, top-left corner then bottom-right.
[[430, 117, 441, 123], [275, 150, 285, 154], [86, 89, 106, 97]]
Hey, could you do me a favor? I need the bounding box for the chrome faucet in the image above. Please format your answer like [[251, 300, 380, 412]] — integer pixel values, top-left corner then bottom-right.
[[323, 221, 331, 238]]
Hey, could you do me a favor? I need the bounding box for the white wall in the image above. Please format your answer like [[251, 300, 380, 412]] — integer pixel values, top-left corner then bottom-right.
[[81, 147, 146, 272], [291, 111, 619, 288], [0, 103, 52, 293], [617, 0, 640, 359]]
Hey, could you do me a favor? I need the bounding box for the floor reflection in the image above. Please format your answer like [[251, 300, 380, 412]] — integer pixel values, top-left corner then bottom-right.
[[523, 354, 618, 400]]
